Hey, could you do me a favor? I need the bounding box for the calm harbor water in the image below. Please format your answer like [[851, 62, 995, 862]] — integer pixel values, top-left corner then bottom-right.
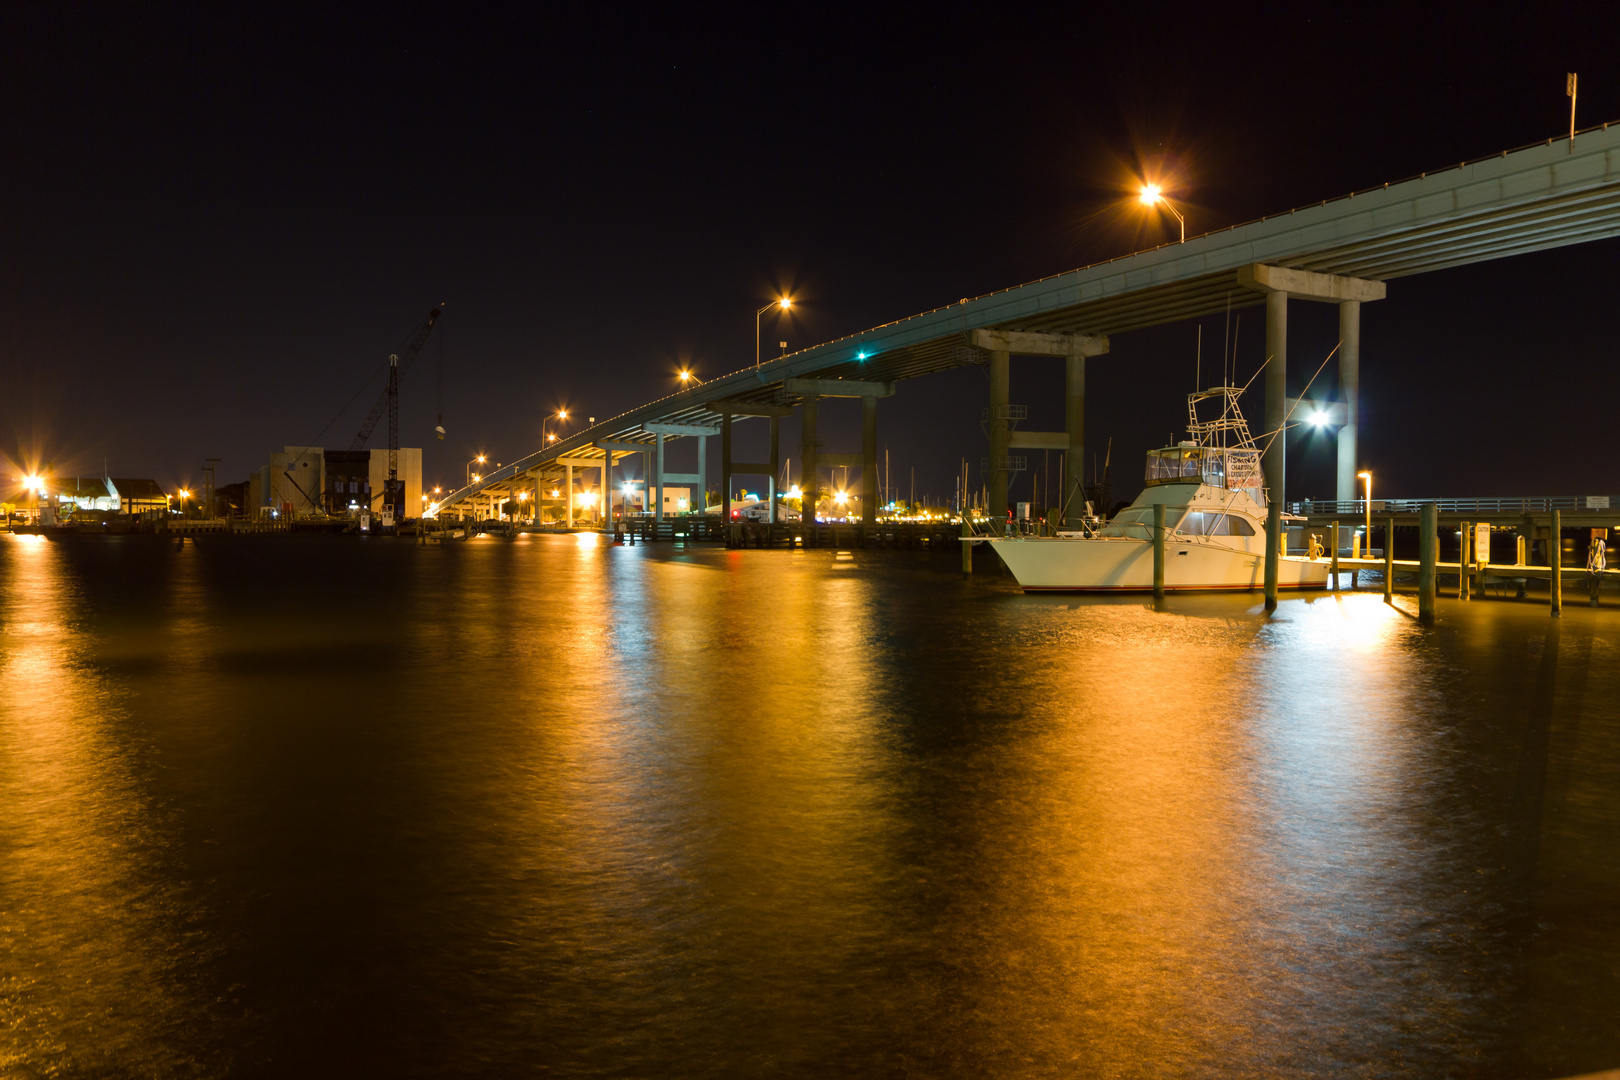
[[2, 532, 1618, 1079]]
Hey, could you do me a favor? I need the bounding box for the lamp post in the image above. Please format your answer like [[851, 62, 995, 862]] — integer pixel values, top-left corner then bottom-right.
[[1138, 183, 1185, 243], [542, 409, 569, 447], [756, 296, 793, 369], [677, 369, 705, 386], [1358, 470, 1373, 544], [467, 455, 486, 487]]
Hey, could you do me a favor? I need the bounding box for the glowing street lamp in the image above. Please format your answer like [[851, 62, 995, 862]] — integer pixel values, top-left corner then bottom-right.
[[756, 296, 793, 369], [1358, 470, 1373, 544], [1138, 183, 1185, 243], [468, 455, 486, 486], [543, 409, 570, 446], [677, 369, 704, 386]]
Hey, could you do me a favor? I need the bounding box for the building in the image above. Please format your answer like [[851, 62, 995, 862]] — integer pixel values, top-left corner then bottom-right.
[[110, 478, 170, 516], [248, 446, 423, 518]]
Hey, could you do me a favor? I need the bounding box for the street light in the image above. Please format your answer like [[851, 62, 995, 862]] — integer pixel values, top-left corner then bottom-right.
[[678, 369, 705, 386], [1358, 470, 1373, 547], [543, 409, 570, 446], [1138, 183, 1185, 243], [756, 296, 793, 369], [468, 455, 486, 486]]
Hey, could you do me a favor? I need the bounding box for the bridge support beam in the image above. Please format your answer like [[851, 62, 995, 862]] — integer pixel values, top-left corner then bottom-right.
[[800, 395, 819, 525], [988, 348, 1010, 521], [1065, 353, 1085, 529], [1337, 300, 1360, 503], [970, 329, 1108, 527], [862, 395, 878, 529], [1263, 290, 1286, 608]]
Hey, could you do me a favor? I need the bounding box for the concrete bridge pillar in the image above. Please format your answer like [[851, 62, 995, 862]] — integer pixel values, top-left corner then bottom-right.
[[564, 462, 574, 526], [1337, 300, 1360, 503], [800, 395, 819, 525], [654, 435, 665, 521], [769, 416, 780, 525], [1237, 263, 1385, 608], [862, 395, 878, 529], [1264, 289, 1287, 607], [1065, 353, 1085, 529], [721, 413, 733, 523], [987, 348, 1010, 521]]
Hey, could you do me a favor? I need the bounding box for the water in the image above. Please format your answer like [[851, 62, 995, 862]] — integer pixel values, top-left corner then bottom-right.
[[2, 532, 1617, 1079]]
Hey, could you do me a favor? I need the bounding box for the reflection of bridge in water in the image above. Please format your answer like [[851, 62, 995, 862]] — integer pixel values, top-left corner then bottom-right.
[[442, 123, 1620, 601]]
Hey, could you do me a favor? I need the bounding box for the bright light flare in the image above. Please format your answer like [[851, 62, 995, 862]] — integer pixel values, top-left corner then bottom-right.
[[1309, 410, 1327, 428], [779, 296, 793, 309], [1138, 183, 1163, 206]]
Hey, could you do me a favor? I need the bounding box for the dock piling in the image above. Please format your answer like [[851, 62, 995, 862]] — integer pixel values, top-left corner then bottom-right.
[[1383, 516, 1395, 602], [960, 518, 972, 575], [1330, 521, 1339, 589], [1419, 502, 1437, 624], [1459, 521, 1471, 600], [1153, 501, 1166, 598], [1550, 509, 1562, 616]]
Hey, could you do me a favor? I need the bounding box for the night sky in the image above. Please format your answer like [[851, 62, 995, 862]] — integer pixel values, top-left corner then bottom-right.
[[4, 5, 1618, 505]]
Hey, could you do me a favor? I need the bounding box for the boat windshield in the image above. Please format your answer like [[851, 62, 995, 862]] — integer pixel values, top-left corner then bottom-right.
[[1176, 511, 1256, 536], [1098, 505, 1184, 538]]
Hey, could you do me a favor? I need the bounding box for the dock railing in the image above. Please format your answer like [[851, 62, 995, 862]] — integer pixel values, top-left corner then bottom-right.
[[1290, 496, 1610, 516]]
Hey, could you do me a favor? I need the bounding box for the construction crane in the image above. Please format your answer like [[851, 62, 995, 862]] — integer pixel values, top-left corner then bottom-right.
[[350, 307, 442, 519]]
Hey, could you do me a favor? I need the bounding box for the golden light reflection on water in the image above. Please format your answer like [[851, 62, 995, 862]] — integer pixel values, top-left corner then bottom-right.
[[0, 536, 225, 1075], [2, 537, 1616, 1077]]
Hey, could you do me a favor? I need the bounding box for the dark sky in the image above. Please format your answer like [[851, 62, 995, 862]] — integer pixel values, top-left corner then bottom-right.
[[4, 4, 1618, 504]]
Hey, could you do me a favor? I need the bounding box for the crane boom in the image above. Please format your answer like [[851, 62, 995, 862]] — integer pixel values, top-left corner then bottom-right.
[[349, 308, 442, 451]]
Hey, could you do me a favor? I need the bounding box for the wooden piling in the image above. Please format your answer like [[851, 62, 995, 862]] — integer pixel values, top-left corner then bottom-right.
[[1153, 502, 1165, 598], [1550, 510, 1562, 616], [1459, 520, 1470, 600], [1419, 502, 1437, 624], [1330, 521, 1339, 589], [1383, 516, 1395, 602]]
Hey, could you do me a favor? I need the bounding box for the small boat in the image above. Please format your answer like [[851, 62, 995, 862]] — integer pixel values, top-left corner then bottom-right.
[[986, 386, 1329, 593]]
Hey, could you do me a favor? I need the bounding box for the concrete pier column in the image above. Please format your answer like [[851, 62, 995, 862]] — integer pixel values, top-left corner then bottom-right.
[[988, 349, 1011, 521], [1263, 290, 1288, 608], [768, 415, 780, 525], [654, 434, 665, 521], [601, 457, 611, 529], [696, 435, 707, 514], [1065, 354, 1086, 529], [862, 395, 878, 530], [800, 395, 819, 526], [565, 463, 574, 526], [721, 413, 733, 524], [1337, 300, 1361, 502]]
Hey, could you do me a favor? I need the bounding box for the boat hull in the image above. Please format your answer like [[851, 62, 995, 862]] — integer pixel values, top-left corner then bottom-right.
[[985, 536, 1330, 592]]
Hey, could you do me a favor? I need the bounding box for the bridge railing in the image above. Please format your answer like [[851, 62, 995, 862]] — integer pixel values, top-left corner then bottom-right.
[[1288, 496, 1611, 516]]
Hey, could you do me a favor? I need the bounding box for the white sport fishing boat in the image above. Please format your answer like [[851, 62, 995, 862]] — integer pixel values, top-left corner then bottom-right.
[[986, 386, 1329, 592]]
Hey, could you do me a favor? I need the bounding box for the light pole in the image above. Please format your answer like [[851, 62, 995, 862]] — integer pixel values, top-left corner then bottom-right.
[[756, 296, 793, 369], [677, 369, 705, 386], [1358, 470, 1373, 545], [1138, 183, 1185, 243], [542, 409, 570, 447], [467, 455, 486, 487]]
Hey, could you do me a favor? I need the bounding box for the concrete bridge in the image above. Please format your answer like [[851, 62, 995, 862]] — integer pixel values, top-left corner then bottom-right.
[[440, 122, 1620, 600]]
